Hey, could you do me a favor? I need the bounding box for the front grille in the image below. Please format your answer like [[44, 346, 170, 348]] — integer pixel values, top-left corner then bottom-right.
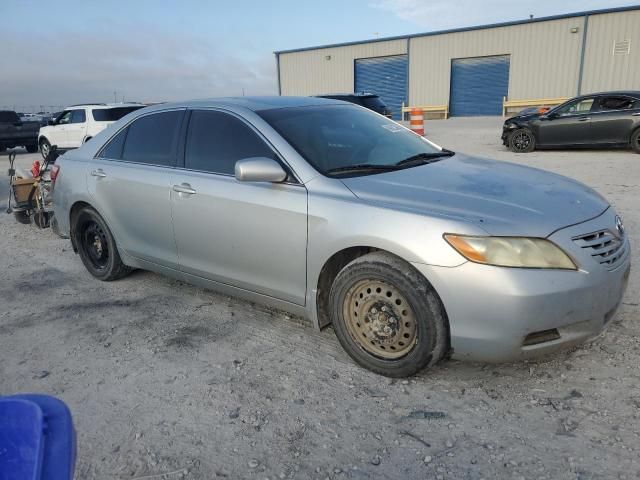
[[573, 229, 626, 269]]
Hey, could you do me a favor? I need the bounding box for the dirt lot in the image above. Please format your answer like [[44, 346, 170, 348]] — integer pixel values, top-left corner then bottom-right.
[[1, 117, 639, 480]]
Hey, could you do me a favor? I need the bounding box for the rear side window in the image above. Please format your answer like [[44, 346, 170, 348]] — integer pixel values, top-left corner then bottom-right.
[[92, 106, 144, 122], [598, 96, 636, 111], [98, 128, 127, 159], [185, 110, 274, 175], [71, 109, 86, 123], [119, 111, 183, 166]]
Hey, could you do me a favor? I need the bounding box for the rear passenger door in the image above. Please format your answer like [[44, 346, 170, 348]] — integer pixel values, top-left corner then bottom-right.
[[87, 109, 185, 270], [589, 96, 638, 144], [170, 109, 308, 305]]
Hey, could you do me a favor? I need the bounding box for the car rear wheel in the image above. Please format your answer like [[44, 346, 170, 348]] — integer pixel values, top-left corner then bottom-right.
[[26, 144, 38, 154], [631, 129, 640, 154], [73, 206, 132, 281], [508, 128, 536, 153], [39, 138, 51, 159], [329, 252, 448, 377]]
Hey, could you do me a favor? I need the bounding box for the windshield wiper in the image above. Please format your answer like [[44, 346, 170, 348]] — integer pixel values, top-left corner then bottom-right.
[[395, 149, 455, 167], [325, 163, 400, 175]]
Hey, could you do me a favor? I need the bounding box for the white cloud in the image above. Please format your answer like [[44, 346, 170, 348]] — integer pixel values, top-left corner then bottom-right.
[[371, 0, 637, 31]]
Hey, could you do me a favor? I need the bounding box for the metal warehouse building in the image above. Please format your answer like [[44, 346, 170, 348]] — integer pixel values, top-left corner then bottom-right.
[[275, 5, 640, 119]]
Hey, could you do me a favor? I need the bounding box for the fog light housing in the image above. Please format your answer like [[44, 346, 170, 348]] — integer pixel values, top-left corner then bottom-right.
[[522, 328, 561, 346]]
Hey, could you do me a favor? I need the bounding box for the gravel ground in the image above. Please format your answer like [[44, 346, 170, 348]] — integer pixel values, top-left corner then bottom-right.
[[1, 117, 639, 480]]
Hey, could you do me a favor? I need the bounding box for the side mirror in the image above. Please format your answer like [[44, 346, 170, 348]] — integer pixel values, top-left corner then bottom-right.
[[235, 157, 287, 183]]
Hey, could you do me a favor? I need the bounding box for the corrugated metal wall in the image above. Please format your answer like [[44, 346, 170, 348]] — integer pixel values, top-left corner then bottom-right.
[[278, 8, 639, 108], [279, 40, 406, 96], [409, 17, 583, 106], [581, 10, 640, 94]]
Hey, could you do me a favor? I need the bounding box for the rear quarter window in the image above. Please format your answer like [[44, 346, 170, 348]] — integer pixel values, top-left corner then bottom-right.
[[92, 107, 144, 122]]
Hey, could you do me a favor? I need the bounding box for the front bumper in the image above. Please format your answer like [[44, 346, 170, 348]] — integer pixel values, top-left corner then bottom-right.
[[412, 209, 631, 362]]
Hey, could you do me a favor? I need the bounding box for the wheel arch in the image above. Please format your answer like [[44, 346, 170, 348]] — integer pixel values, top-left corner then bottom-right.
[[314, 246, 450, 344]]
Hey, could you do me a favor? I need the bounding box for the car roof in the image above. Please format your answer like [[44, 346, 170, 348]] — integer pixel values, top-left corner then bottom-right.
[[316, 93, 379, 98], [580, 91, 640, 99], [65, 103, 145, 110], [139, 96, 345, 114]]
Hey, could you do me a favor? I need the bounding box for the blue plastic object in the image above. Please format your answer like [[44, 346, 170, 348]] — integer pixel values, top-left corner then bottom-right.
[[0, 395, 76, 480]]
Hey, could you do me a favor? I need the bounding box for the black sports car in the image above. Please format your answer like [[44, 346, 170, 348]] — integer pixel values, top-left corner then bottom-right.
[[502, 91, 640, 153]]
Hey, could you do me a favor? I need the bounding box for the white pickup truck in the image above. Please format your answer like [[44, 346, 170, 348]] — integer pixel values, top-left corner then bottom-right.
[[38, 103, 145, 158]]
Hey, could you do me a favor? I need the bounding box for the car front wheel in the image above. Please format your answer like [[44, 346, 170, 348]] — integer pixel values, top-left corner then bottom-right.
[[39, 138, 51, 159], [73, 206, 132, 281], [508, 128, 536, 153], [329, 252, 448, 377]]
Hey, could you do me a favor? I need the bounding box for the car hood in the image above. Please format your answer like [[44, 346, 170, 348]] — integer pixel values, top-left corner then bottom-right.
[[340, 154, 609, 237]]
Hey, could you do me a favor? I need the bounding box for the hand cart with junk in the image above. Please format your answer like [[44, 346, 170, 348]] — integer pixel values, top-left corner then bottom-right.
[[6, 147, 60, 231]]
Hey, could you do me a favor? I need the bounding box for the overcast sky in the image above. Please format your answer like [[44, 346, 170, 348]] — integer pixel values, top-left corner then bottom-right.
[[1, 0, 636, 111]]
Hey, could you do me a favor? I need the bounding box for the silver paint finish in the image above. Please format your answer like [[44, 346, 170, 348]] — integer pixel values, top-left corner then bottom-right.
[[234, 157, 288, 183], [52, 97, 630, 362]]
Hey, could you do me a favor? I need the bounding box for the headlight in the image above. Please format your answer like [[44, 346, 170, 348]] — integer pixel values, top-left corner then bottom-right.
[[444, 235, 577, 270], [504, 122, 518, 130]]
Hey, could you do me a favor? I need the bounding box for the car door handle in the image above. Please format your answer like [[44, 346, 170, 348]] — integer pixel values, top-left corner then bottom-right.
[[173, 183, 196, 195], [90, 169, 106, 178], [578, 117, 591, 122]]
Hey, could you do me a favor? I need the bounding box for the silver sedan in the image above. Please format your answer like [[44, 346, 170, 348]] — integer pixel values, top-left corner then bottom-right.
[[51, 97, 631, 377]]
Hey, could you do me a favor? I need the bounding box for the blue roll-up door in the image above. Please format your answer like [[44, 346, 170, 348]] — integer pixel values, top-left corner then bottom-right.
[[355, 55, 407, 120], [450, 55, 510, 116]]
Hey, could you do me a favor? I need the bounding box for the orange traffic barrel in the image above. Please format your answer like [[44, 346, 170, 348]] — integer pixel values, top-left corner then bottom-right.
[[409, 108, 424, 136]]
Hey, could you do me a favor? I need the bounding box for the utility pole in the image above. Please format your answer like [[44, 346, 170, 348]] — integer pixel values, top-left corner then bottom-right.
[[113, 91, 117, 103]]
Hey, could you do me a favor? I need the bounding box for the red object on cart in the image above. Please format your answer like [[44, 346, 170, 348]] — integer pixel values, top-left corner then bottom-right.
[[30, 161, 41, 178]]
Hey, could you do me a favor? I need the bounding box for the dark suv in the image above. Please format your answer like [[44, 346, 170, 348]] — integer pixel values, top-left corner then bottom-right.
[[315, 93, 393, 118]]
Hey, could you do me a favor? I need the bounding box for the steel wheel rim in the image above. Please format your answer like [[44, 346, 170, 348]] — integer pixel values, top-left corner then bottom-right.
[[81, 221, 109, 270], [342, 279, 417, 359], [41, 142, 49, 157], [513, 132, 530, 151]]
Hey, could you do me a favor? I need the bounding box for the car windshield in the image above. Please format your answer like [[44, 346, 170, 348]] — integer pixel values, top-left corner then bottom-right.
[[258, 104, 446, 176], [92, 106, 144, 122]]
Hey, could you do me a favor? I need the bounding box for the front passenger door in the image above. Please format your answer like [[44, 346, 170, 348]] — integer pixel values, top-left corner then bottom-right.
[[170, 109, 308, 305], [536, 97, 595, 146], [49, 110, 72, 148], [66, 109, 87, 147]]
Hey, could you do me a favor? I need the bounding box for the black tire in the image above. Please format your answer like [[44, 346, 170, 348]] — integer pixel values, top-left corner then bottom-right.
[[14, 211, 31, 224], [73, 206, 132, 281], [25, 144, 38, 154], [631, 128, 640, 154], [329, 251, 448, 377], [39, 138, 51, 159], [508, 128, 536, 153], [0, 147, 6, 153]]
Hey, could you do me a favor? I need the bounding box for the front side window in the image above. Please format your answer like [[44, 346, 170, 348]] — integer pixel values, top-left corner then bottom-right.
[[258, 104, 443, 175], [555, 98, 595, 116], [185, 110, 275, 175], [70, 109, 86, 124], [57, 111, 72, 125], [598, 96, 636, 111], [120, 110, 183, 166]]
